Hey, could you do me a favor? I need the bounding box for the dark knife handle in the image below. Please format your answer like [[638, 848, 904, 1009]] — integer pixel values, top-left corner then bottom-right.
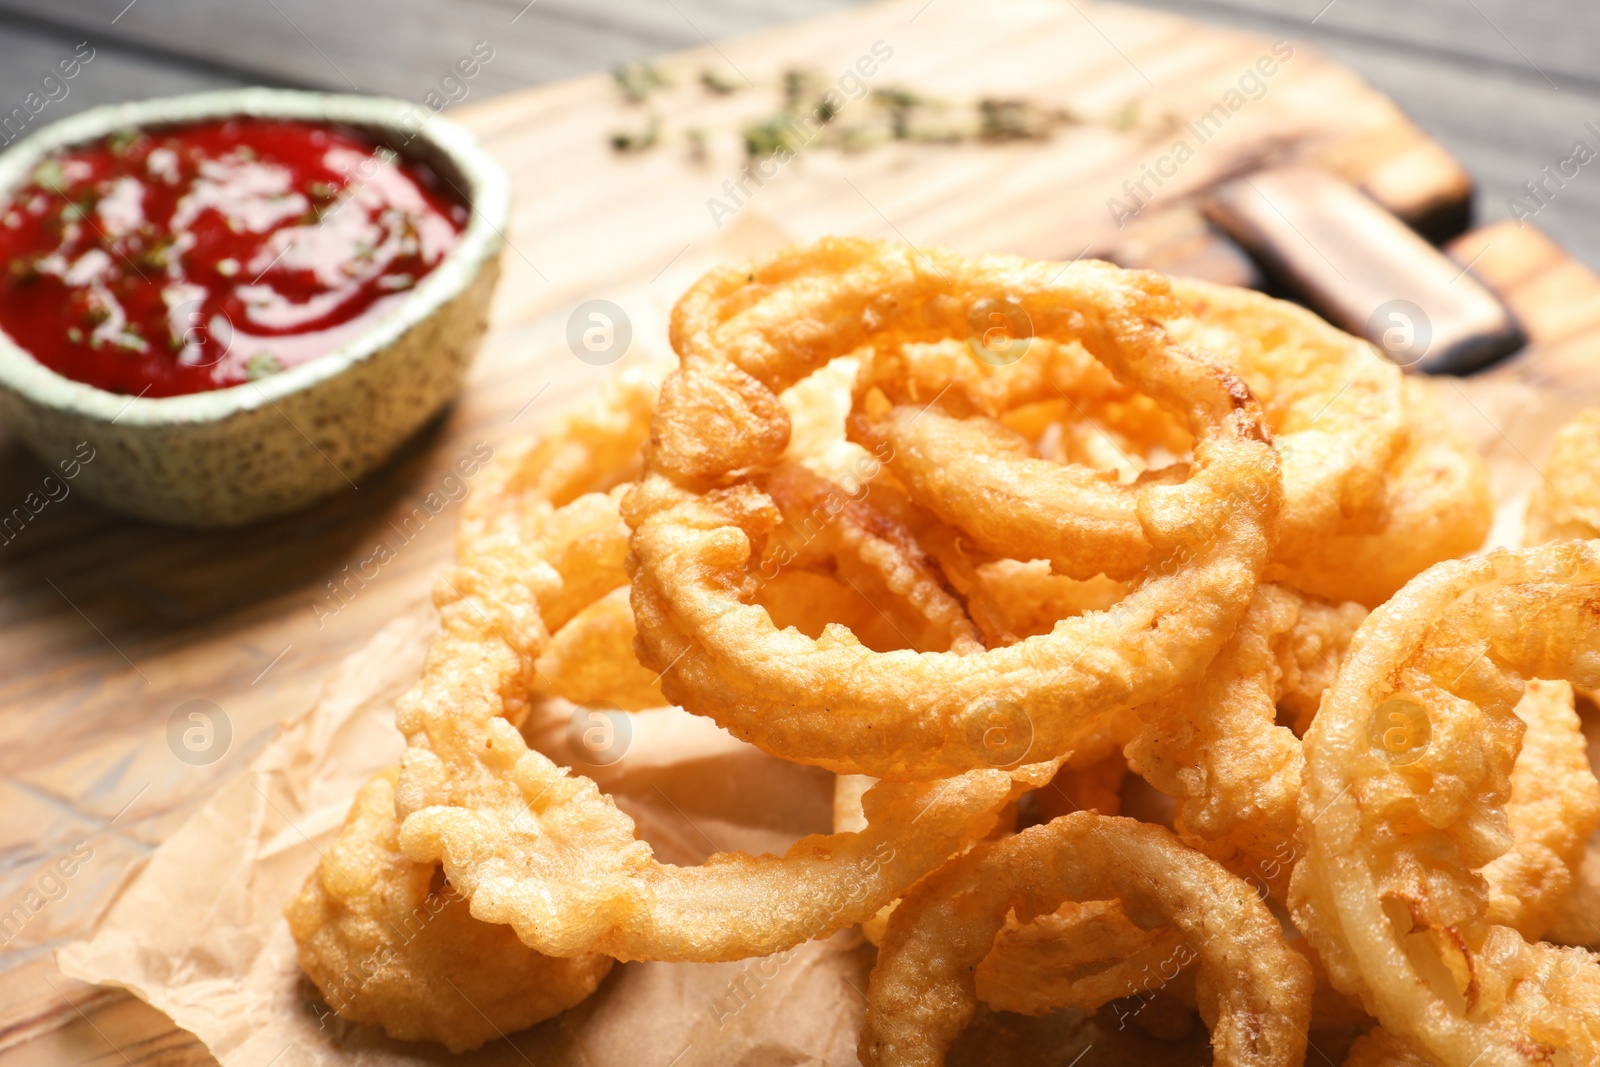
[[1202, 167, 1523, 374]]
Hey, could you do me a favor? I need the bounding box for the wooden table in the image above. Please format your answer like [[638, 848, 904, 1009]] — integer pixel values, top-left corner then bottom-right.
[[0, 0, 1596, 269], [1, 0, 1599, 1064]]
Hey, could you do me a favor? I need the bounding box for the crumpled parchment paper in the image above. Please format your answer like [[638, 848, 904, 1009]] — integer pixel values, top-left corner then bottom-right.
[[57, 602, 889, 1067]]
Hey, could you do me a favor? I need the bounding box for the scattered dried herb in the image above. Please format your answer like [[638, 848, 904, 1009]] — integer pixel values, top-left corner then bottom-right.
[[107, 127, 143, 157], [610, 115, 661, 153], [700, 69, 741, 95], [740, 116, 800, 158], [599, 62, 1136, 163], [31, 160, 67, 194], [613, 59, 669, 104], [244, 352, 282, 380], [1107, 101, 1142, 132], [978, 98, 1068, 141]]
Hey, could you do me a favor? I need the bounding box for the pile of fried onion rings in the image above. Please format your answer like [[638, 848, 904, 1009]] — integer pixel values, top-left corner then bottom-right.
[[283, 239, 1600, 1067]]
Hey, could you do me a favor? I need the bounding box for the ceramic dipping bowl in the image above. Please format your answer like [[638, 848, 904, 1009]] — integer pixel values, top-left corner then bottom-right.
[[0, 88, 509, 527]]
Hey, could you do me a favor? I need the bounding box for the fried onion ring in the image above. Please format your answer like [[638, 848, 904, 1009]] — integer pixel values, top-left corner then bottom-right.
[[858, 276, 1404, 585], [859, 812, 1312, 1067], [1527, 408, 1600, 544], [1291, 541, 1600, 1066], [1342, 1027, 1437, 1067], [1127, 583, 1365, 899], [533, 586, 663, 710], [628, 237, 1280, 779], [867, 281, 1484, 608], [286, 769, 613, 1053], [972, 897, 1188, 1017], [1269, 379, 1492, 607], [1166, 279, 1405, 566], [391, 372, 1057, 962], [1483, 678, 1600, 940]]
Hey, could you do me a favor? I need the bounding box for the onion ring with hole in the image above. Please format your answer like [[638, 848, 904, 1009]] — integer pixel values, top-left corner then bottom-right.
[[860, 277, 1413, 579], [628, 237, 1281, 780], [866, 281, 1484, 607], [858, 812, 1312, 1067], [1290, 541, 1600, 1066], [390, 374, 1057, 962]]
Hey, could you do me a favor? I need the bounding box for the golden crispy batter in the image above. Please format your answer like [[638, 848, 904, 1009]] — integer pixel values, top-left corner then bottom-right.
[[389, 371, 1056, 963], [872, 277, 1410, 587], [760, 462, 983, 654], [855, 478, 1131, 648], [952, 558, 1128, 647], [286, 770, 612, 1053], [1166, 279, 1406, 565], [860, 813, 1312, 1067], [972, 898, 1187, 1017], [1127, 584, 1365, 900], [630, 237, 1281, 780], [1522, 407, 1600, 950], [1551, 841, 1600, 948], [533, 586, 663, 710], [1341, 1027, 1439, 1067], [857, 404, 1169, 583], [279, 239, 1543, 1062], [866, 278, 1463, 608], [1483, 679, 1600, 939], [1272, 379, 1492, 607], [287, 373, 659, 1048], [859, 334, 1170, 445], [1279, 594, 1370, 737], [1291, 542, 1600, 1066], [752, 568, 911, 652], [1526, 407, 1600, 543], [932, 280, 1488, 608]]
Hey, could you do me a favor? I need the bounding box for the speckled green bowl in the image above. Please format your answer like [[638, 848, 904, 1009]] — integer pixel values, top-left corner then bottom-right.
[[0, 89, 508, 527]]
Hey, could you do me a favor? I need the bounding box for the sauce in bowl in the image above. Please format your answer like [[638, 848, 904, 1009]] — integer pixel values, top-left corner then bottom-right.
[[0, 118, 467, 397]]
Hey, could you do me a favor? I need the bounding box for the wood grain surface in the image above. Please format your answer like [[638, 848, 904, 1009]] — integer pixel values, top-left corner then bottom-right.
[[0, 0, 1595, 1063], [3, 0, 1598, 270], [1452, 219, 1600, 394]]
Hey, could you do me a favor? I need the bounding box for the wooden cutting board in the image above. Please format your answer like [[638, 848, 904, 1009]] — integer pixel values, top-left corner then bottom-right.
[[2, 0, 1597, 1062]]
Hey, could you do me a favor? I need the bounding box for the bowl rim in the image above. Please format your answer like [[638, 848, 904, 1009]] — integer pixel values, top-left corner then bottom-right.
[[0, 87, 509, 427]]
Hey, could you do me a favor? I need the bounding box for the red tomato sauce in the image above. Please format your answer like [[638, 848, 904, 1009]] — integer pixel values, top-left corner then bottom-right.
[[0, 118, 467, 396]]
